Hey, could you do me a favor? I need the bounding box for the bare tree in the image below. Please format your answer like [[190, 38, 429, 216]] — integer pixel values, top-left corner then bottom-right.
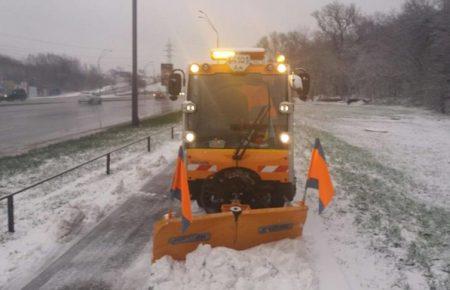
[[257, 0, 450, 111], [312, 1, 361, 54]]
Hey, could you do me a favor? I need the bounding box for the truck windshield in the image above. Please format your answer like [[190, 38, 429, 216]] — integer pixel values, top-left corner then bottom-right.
[[187, 73, 288, 149]]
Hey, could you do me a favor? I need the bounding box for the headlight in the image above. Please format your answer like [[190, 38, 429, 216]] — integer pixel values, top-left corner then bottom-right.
[[279, 102, 293, 114], [190, 64, 200, 73], [277, 63, 287, 73], [279, 104, 289, 112], [185, 131, 195, 143], [182, 101, 196, 113], [276, 54, 286, 63], [279, 132, 290, 144]]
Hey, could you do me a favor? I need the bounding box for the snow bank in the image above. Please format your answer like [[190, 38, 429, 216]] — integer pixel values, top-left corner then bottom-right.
[[149, 240, 317, 290], [0, 126, 180, 289]]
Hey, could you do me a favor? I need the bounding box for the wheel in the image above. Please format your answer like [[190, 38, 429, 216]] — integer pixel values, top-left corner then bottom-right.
[[270, 193, 285, 207], [199, 168, 269, 213], [200, 175, 231, 213]]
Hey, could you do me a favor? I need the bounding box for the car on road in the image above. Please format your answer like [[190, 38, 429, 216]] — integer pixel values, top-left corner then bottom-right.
[[152, 91, 166, 100], [4, 88, 28, 101], [0, 88, 7, 101], [78, 93, 102, 105]]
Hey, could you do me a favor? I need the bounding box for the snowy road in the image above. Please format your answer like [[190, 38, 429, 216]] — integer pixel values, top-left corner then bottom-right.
[[23, 164, 173, 290], [0, 96, 178, 156]]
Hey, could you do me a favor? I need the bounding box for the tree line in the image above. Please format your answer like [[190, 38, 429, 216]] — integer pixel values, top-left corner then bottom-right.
[[258, 0, 450, 111], [0, 53, 110, 93]]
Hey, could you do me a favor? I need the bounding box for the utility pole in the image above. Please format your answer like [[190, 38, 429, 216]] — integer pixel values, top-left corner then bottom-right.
[[165, 39, 173, 64], [131, 0, 139, 127], [198, 10, 219, 48]]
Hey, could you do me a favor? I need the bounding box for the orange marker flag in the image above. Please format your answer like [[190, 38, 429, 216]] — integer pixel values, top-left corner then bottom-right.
[[304, 138, 334, 213], [170, 146, 193, 231]]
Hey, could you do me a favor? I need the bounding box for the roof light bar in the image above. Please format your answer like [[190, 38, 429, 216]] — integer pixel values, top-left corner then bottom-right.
[[211, 49, 236, 60]]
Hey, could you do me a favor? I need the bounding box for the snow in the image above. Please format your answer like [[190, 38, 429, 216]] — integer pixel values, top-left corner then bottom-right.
[[295, 102, 449, 289], [149, 102, 450, 290], [148, 241, 316, 290], [0, 125, 180, 289], [2, 101, 449, 289], [300, 102, 450, 209], [146, 82, 166, 92]]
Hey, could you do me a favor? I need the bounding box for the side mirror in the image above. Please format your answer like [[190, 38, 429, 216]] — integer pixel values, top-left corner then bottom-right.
[[292, 68, 310, 101], [168, 73, 182, 100], [289, 74, 303, 90]]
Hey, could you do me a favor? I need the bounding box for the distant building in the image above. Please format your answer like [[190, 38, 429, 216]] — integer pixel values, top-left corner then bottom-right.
[[28, 86, 38, 98]]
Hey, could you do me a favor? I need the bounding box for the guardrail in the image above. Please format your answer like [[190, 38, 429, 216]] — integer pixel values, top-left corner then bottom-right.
[[1, 126, 176, 233]]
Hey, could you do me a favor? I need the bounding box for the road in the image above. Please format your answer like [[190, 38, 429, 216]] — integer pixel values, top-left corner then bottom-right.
[[23, 163, 173, 290], [0, 95, 179, 156]]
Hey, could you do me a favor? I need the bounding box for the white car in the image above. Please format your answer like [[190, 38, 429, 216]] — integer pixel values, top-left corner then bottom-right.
[[78, 93, 102, 105]]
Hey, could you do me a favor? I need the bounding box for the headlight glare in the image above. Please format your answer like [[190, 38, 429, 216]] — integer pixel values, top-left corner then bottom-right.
[[185, 131, 195, 143], [276, 55, 286, 63], [190, 64, 200, 73], [278, 101, 293, 114], [277, 63, 287, 73], [280, 132, 290, 144]]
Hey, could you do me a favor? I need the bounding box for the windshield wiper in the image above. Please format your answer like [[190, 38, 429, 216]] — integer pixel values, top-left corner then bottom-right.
[[233, 105, 269, 161]]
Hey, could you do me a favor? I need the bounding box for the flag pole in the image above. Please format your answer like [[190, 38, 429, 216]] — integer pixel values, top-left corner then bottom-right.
[[302, 140, 316, 202], [302, 187, 308, 203]]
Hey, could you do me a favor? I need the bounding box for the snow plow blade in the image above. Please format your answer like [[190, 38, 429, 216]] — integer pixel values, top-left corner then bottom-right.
[[152, 201, 308, 262]]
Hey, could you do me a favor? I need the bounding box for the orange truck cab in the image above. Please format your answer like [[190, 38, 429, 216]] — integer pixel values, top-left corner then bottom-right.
[[169, 48, 309, 213]]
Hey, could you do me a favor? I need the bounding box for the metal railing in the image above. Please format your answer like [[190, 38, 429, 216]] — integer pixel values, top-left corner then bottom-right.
[[0, 126, 176, 233]]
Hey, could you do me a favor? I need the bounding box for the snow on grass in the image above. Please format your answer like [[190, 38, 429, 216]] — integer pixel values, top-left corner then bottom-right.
[[299, 102, 450, 210], [148, 241, 316, 290], [0, 113, 181, 289], [295, 102, 450, 289]]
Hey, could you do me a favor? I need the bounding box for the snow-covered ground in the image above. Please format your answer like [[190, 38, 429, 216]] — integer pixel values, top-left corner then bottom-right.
[[295, 102, 450, 289], [149, 241, 316, 290], [149, 102, 450, 290], [0, 121, 180, 288], [1, 102, 449, 289], [301, 102, 450, 209]]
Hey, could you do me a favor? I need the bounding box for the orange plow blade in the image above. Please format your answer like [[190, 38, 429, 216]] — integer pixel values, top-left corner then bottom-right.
[[152, 202, 308, 262]]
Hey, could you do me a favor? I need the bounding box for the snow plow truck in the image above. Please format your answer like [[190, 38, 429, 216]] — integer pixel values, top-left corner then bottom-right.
[[152, 48, 311, 261]]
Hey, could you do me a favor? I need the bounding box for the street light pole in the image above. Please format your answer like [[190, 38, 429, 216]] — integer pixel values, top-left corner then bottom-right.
[[198, 10, 219, 48], [131, 0, 139, 127]]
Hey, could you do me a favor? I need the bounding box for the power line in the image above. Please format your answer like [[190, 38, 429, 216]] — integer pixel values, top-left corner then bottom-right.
[[0, 32, 111, 51], [0, 43, 132, 60]]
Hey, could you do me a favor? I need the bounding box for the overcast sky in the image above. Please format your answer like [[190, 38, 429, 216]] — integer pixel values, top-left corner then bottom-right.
[[0, 0, 405, 72]]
